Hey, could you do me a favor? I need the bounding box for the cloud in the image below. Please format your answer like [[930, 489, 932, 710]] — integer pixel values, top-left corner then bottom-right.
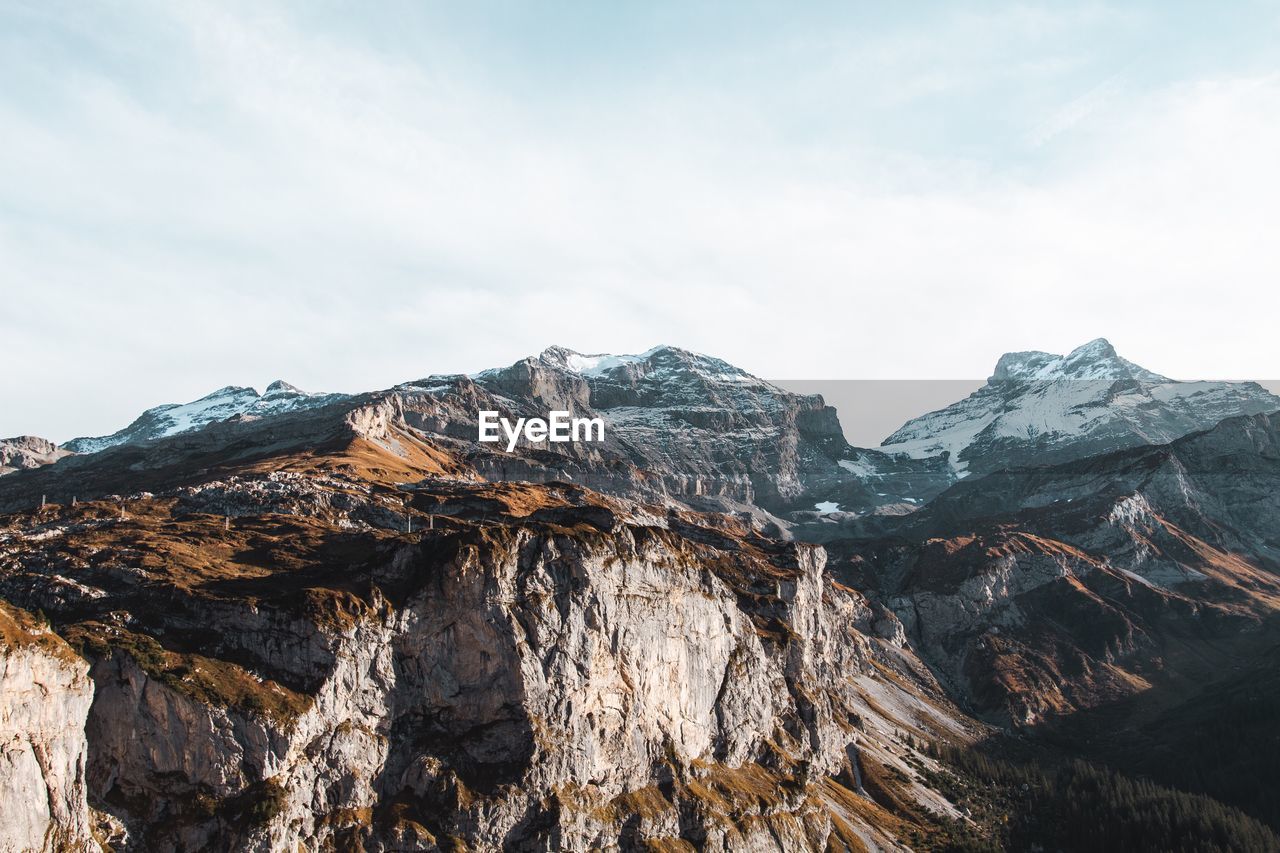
[[1026, 68, 1131, 147], [1, 2, 1278, 441]]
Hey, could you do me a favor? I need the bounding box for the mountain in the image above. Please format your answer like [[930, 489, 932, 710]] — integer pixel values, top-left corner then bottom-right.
[[31, 346, 953, 518], [5, 341, 1280, 850], [62, 381, 346, 454], [0, 394, 979, 850], [0, 435, 70, 476], [881, 338, 1280, 478], [465, 345, 954, 513]]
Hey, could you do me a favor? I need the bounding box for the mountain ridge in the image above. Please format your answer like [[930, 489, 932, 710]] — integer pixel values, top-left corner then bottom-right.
[[12, 344, 957, 515], [62, 382, 346, 455], [8, 340, 1279, 525]]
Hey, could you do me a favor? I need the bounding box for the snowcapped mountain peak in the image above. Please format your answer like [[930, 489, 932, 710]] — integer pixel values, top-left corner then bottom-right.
[[885, 338, 1278, 477], [264, 380, 303, 396], [462, 344, 949, 510], [990, 338, 1167, 383]]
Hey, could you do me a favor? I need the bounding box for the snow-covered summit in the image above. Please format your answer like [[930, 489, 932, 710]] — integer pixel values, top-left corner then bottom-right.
[[264, 379, 305, 396], [991, 338, 1168, 383], [882, 339, 1280, 478]]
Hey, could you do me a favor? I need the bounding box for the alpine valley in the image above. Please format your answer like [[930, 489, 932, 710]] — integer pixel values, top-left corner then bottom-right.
[[2, 340, 1279, 852]]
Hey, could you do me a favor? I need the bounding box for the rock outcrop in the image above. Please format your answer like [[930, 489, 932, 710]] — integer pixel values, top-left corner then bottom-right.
[[0, 437, 70, 478]]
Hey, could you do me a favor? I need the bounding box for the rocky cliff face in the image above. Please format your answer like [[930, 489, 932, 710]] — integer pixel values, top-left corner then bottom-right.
[[468, 345, 957, 512], [0, 601, 96, 853], [0, 427, 975, 851]]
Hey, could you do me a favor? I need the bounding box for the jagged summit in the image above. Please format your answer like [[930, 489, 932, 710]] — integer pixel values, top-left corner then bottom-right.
[[517, 344, 761, 386], [202, 384, 257, 398], [458, 342, 951, 511], [990, 338, 1168, 383], [468, 345, 771, 414]]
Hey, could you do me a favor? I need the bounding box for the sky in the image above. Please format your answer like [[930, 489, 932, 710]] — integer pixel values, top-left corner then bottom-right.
[[2, 0, 1280, 442]]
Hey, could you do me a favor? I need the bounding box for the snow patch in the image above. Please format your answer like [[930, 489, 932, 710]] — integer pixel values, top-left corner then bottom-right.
[[837, 458, 878, 478], [558, 347, 665, 377]]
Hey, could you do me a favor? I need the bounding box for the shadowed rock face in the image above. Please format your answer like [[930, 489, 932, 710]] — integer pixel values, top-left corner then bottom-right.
[[464, 345, 955, 512], [834, 411, 1280, 727]]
